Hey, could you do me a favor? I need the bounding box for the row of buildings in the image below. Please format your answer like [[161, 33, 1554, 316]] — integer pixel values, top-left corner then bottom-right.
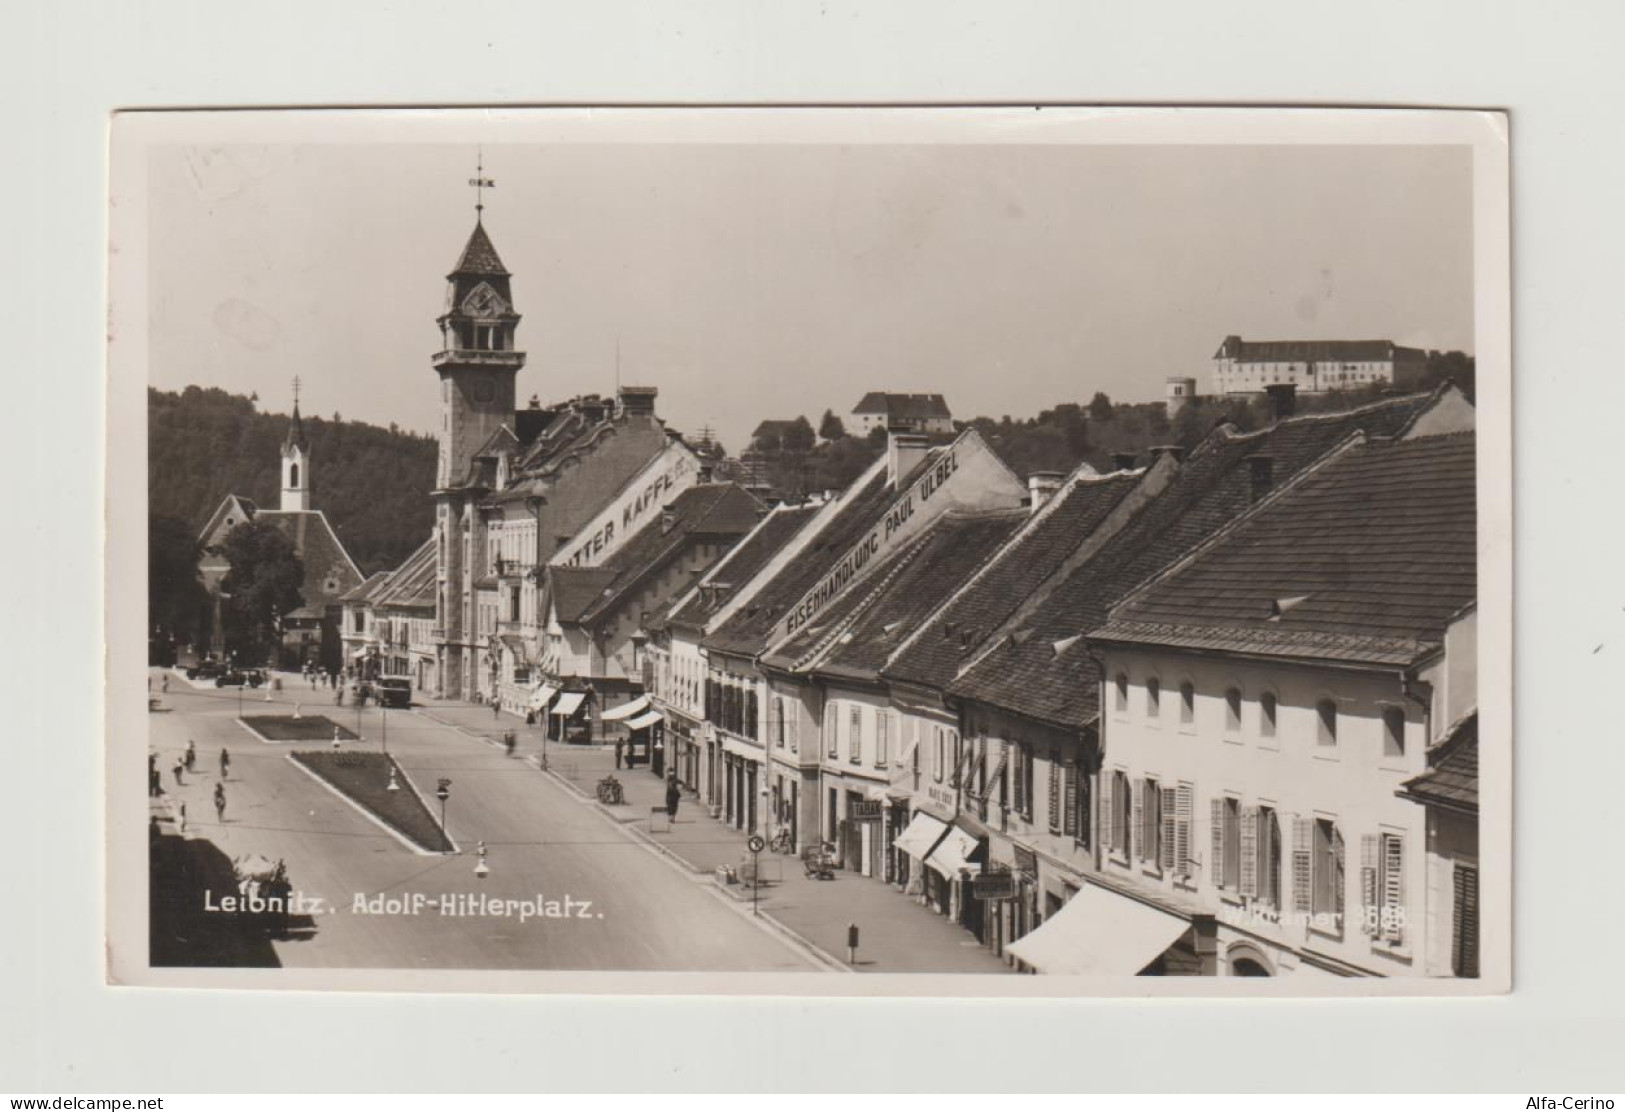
[[1165, 334, 1433, 417], [335, 211, 1479, 978]]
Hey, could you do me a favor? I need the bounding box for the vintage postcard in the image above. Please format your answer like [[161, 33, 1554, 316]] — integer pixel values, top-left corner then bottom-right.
[[106, 107, 1511, 995]]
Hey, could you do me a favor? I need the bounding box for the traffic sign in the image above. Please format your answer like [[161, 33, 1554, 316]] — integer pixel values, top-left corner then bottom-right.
[[747, 834, 765, 854]]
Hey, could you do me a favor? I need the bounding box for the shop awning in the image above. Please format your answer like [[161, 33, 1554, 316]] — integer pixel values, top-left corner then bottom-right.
[[625, 710, 664, 731], [925, 824, 984, 878], [551, 692, 586, 718], [1005, 884, 1189, 976], [601, 695, 651, 722], [350, 648, 369, 660], [529, 683, 558, 710], [892, 813, 950, 861]]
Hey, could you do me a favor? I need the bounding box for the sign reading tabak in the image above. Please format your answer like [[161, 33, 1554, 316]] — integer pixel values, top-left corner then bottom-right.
[[775, 432, 1024, 643]]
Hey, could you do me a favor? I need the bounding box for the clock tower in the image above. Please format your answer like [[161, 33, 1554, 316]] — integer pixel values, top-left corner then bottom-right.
[[432, 214, 525, 489]]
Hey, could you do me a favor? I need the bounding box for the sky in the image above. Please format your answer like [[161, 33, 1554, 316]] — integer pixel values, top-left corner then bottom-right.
[[147, 138, 1474, 454]]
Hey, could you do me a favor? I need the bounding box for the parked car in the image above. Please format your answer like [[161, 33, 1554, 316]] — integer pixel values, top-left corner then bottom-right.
[[186, 660, 226, 681], [372, 677, 413, 708], [215, 670, 265, 689]]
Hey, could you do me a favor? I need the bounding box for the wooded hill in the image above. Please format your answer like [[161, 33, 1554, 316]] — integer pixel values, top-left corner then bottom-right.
[[148, 386, 437, 575]]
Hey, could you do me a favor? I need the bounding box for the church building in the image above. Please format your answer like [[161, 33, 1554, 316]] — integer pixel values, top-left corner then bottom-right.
[[196, 398, 364, 671]]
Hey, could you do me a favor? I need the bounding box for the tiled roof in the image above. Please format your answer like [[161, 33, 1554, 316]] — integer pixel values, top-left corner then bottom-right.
[[852, 392, 952, 419], [560, 484, 766, 626], [1091, 432, 1476, 665], [703, 459, 909, 657], [451, 221, 510, 277], [372, 538, 437, 612], [1215, 335, 1428, 364], [547, 567, 621, 623], [341, 571, 391, 605], [661, 503, 823, 631], [881, 470, 1142, 691], [765, 509, 1025, 680], [251, 510, 364, 613], [1398, 710, 1478, 812], [946, 389, 1451, 728]]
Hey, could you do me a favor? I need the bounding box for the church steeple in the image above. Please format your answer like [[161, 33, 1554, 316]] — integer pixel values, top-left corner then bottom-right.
[[281, 378, 312, 512]]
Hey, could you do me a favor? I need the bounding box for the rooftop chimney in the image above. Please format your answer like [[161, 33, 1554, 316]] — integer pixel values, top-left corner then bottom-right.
[[1147, 444, 1186, 464], [1111, 451, 1139, 471], [888, 427, 931, 488], [1247, 454, 1275, 503], [1264, 382, 1297, 421], [662, 505, 678, 534], [618, 385, 658, 417], [1027, 471, 1064, 513]]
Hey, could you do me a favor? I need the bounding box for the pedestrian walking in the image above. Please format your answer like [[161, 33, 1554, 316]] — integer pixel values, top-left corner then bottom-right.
[[335, 684, 344, 707], [614, 739, 624, 770], [161, 674, 169, 694], [219, 748, 231, 780], [172, 759, 185, 786], [184, 740, 197, 772], [213, 782, 226, 823], [148, 767, 162, 798], [492, 699, 501, 720], [177, 801, 187, 833], [665, 774, 681, 820]]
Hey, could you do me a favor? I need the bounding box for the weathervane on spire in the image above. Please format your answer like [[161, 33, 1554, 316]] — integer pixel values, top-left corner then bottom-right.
[[469, 149, 495, 221]]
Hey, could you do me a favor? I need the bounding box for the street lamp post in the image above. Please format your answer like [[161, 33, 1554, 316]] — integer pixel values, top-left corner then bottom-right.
[[435, 778, 452, 853]]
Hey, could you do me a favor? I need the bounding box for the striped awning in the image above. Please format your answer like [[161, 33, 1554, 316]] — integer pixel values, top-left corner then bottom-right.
[[551, 692, 586, 718], [626, 710, 664, 731]]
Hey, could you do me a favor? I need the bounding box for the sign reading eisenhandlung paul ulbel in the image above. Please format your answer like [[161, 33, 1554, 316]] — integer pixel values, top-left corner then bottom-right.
[[107, 105, 1509, 996]]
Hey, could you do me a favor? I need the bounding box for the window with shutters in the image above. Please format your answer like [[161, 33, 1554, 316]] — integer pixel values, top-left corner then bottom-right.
[[1109, 770, 1129, 854], [876, 711, 889, 767], [1048, 761, 1063, 833], [1259, 691, 1278, 743], [1452, 863, 1479, 977], [1145, 677, 1161, 721], [1316, 698, 1339, 748], [933, 726, 944, 782], [1012, 745, 1026, 817], [787, 704, 799, 753], [772, 697, 785, 749], [1140, 778, 1162, 868], [1114, 672, 1129, 714], [1310, 818, 1345, 930], [1223, 797, 1241, 892], [1075, 769, 1091, 851], [1382, 706, 1406, 759], [910, 736, 921, 790], [1173, 783, 1194, 880], [1224, 687, 1242, 734], [848, 706, 863, 764], [826, 707, 838, 758], [1179, 681, 1196, 727], [1255, 806, 1282, 910], [1020, 745, 1035, 821], [1376, 831, 1406, 945]]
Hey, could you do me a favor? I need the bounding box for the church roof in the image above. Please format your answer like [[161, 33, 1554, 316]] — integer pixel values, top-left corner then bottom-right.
[[251, 509, 365, 611], [450, 220, 509, 277]]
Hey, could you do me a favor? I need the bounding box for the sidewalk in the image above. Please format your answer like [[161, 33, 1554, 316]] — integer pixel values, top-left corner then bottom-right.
[[417, 697, 1014, 975]]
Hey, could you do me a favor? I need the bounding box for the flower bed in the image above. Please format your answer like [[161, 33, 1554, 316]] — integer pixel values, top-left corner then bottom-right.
[[242, 715, 358, 742], [289, 750, 451, 853]]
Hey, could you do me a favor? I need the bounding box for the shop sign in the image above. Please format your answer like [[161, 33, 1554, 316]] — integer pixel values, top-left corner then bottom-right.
[[851, 800, 884, 821], [1013, 846, 1039, 878], [971, 872, 1017, 901]]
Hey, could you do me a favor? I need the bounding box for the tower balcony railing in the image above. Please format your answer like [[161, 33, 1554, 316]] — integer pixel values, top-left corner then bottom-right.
[[432, 348, 527, 369]]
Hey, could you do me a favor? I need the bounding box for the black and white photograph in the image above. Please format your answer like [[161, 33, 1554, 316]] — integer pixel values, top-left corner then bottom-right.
[[107, 107, 1510, 994]]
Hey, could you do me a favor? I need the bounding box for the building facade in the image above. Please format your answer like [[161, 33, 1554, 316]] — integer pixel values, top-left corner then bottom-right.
[[1211, 335, 1428, 397]]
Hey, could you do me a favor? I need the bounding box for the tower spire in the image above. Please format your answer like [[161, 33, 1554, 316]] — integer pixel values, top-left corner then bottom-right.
[[468, 149, 495, 223]]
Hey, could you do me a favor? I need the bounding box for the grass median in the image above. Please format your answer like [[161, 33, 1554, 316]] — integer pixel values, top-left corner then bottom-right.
[[242, 715, 358, 742], [290, 750, 452, 853]]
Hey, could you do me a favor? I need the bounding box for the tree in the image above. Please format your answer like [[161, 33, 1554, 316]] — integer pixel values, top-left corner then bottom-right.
[[149, 513, 206, 647], [782, 415, 817, 454], [818, 409, 847, 441], [1088, 391, 1114, 422], [219, 520, 305, 666]]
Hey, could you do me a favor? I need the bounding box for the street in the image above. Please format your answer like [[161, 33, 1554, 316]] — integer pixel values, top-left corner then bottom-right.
[[148, 670, 822, 972]]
